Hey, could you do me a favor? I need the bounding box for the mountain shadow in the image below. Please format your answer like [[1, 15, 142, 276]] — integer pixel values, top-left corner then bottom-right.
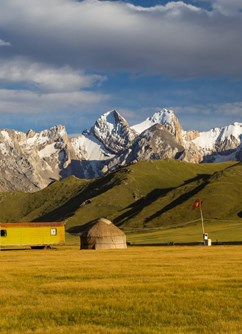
[[145, 176, 210, 223], [60, 159, 106, 179], [32, 170, 127, 222], [113, 187, 174, 227], [202, 149, 237, 163], [114, 174, 211, 227]]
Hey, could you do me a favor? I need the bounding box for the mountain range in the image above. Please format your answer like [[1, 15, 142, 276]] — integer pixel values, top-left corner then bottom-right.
[[0, 109, 242, 192]]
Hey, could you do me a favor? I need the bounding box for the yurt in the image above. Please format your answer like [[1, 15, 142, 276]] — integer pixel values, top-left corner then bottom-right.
[[80, 218, 127, 250]]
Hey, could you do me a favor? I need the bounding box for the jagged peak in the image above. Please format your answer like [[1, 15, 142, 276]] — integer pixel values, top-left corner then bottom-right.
[[192, 121, 242, 153], [97, 110, 128, 127], [199, 121, 242, 135], [48, 124, 67, 133], [37, 125, 68, 139], [83, 110, 136, 154], [89, 109, 131, 140], [24, 125, 68, 148], [131, 108, 182, 138], [102, 109, 120, 118], [26, 129, 36, 138], [82, 110, 130, 137], [149, 108, 176, 124]]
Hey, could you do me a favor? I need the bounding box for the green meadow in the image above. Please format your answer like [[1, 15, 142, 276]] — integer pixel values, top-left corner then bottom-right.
[[0, 246, 241, 334], [0, 160, 241, 244], [126, 219, 242, 245], [0, 160, 241, 240]]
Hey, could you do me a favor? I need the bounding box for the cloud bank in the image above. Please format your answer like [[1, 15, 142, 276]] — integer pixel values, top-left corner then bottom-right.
[[0, 58, 106, 92], [0, 0, 241, 76], [0, 0, 241, 131]]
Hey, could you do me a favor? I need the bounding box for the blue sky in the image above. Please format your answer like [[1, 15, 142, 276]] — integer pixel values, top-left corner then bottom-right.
[[0, 0, 242, 134]]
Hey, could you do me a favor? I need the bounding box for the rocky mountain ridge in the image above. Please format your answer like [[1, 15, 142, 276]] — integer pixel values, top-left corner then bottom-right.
[[0, 109, 241, 191]]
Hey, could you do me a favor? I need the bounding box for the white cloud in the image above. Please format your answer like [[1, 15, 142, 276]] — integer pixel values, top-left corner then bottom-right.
[[174, 101, 242, 117], [213, 101, 242, 116], [0, 39, 11, 46], [0, 89, 110, 114], [0, 0, 241, 133], [173, 100, 242, 130], [212, 0, 242, 14], [0, 0, 241, 76], [0, 58, 106, 92], [168, 101, 242, 131]]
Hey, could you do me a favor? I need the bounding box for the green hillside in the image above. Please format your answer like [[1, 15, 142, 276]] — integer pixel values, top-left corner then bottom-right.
[[0, 160, 242, 243]]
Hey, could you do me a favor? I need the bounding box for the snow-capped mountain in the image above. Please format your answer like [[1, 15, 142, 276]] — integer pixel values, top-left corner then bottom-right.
[[105, 123, 185, 172], [131, 109, 183, 141], [191, 122, 242, 162], [0, 125, 74, 191], [69, 110, 136, 178], [0, 108, 241, 192], [88, 110, 137, 154]]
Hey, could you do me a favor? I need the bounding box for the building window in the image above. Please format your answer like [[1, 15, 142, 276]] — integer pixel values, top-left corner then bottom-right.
[[50, 228, 57, 236], [0, 229, 7, 237]]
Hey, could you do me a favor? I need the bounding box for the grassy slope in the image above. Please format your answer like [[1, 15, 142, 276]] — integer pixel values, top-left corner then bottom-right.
[[0, 160, 241, 242], [0, 176, 88, 222], [121, 162, 242, 229]]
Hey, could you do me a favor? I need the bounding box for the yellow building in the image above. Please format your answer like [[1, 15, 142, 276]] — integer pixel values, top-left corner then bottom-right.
[[0, 222, 65, 250]]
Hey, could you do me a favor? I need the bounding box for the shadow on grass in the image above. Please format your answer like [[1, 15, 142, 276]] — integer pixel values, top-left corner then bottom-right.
[[67, 220, 98, 234], [145, 176, 210, 223], [113, 187, 174, 227], [32, 171, 126, 222], [238, 211, 242, 218], [114, 174, 210, 227]]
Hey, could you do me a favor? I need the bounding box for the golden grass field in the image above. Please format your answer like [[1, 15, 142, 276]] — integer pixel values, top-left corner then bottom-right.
[[0, 246, 242, 334]]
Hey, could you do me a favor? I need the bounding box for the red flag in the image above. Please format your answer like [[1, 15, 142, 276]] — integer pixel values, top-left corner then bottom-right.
[[193, 198, 201, 209]]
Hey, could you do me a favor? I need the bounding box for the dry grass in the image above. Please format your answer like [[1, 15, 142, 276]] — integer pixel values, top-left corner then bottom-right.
[[0, 246, 242, 334]]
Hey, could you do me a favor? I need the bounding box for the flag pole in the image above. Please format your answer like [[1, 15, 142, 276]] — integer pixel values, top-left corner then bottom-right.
[[199, 201, 205, 242]]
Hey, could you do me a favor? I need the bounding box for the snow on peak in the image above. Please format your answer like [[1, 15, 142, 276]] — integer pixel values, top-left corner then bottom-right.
[[26, 125, 68, 146], [82, 109, 136, 154], [131, 108, 176, 134], [71, 133, 114, 161], [102, 109, 122, 121], [192, 122, 242, 151], [0, 130, 13, 143], [91, 110, 126, 137], [150, 109, 175, 124], [95, 110, 127, 132], [218, 123, 242, 142]]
